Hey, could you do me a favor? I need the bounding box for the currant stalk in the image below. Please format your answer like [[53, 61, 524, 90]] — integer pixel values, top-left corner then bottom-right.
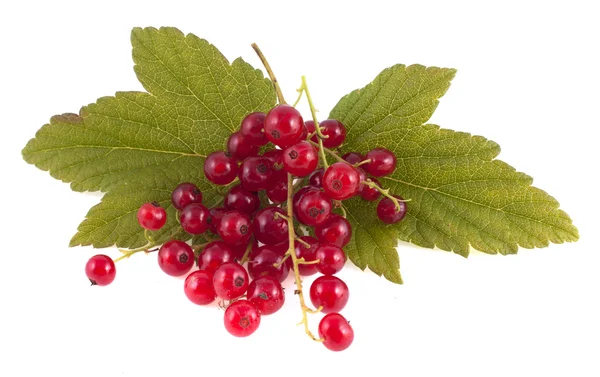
[[297, 76, 329, 168], [251, 43, 286, 105]]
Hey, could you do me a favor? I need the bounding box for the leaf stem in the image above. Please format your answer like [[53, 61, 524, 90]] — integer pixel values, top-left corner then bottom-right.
[[361, 179, 410, 211], [251, 43, 286, 105]]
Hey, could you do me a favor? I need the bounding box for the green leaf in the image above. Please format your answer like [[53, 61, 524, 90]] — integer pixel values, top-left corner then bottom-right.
[[22, 27, 276, 248], [331, 64, 579, 283]]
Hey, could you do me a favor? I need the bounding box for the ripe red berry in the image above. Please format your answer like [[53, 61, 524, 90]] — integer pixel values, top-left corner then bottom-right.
[[262, 149, 284, 167], [252, 207, 289, 245], [171, 183, 203, 211], [240, 112, 268, 146], [308, 168, 324, 188], [315, 244, 346, 275], [137, 202, 167, 231], [179, 203, 210, 235], [365, 148, 396, 177], [318, 119, 346, 148], [218, 211, 252, 245], [207, 207, 227, 234], [315, 214, 352, 248], [322, 162, 361, 200], [376, 196, 407, 224], [359, 177, 381, 201], [294, 236, 320, 276], [319, 313, 354, 351], [266, 177, 288, 204], [282, 141, 318, 177], [229, 241, 252, 261], [264, 105, 304, 148], [295, 189, 332, 226], [305, 120, 316, 142], [158, 240, 195, 277], [342, 152, 364, 166], [213, 262, 249, 299], [247, 276, 285, 315], [227, 131, 260, 161], [197, 241, 234, 274], [204, 151, 238, 185], [248, 245, 291, 283], [224, 185, 260, 215], [292, 186, 319, 219], [224, 300, 261, 337], [299, 122, 309, 140], [85, 254, 116, 286], [310, 275, 349, 313], [238, 156, 274, 191], [184, 270, 216, 305]]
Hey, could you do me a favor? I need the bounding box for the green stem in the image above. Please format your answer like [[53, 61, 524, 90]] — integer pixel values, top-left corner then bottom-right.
[[297, 76, 329, 168], [251, 43, 286, 105], [361, 179, 409, 211]]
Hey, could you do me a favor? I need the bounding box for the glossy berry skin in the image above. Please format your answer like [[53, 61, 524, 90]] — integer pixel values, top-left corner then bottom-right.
[[137, 202, 167, 231], [359, 177, 381, 201], [248, 246, 290, 283], [308, 168, 324, 188], [342, 152, 364, 166], [240, 112, 268, 146], [294, 236, 320, 276], [365, 148, 397, 177], [213, 262, 249, 299], [218, 211, 252, 246], [171, 183, 203, 211], [315, 214, 352, 248], [315, 244, 346, 275], [198, 241, 234, 274], [179, 203, 210, 235], [247, 276, 285, 315], [238, 156, 274, 192], [224, 300, 261, 337], [299, 122, 309, 140], [292, 186, 319, 219], [322, 162, 361, 201], [158, 240, 195, 277], [319, 313, 354, 351], [85, 255, 116, 286], [184, 270, 216, 305], [282, 141, 318, 177], [227, 131, 260, 161], [262, 149, 284, 167], [207, 207, 227, 234], [229, 241, 252, 261], [318, 119, 347, 148], [310, 275, 349, 313], [266, 178, 287, 204], [252, 207, 288, 245], [264, 105, 304, 148], [377, 196, 407, 224], [296, 189, 332, 226], [204, 151, 238, 185], [224, 185, 260, 215]]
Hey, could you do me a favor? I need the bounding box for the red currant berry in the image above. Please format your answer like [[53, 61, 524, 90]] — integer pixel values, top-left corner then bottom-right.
[[262, 149, 284, 167], [377, 196, 407, 224], [137, 202, 167, 231], [308, 168, 324, 188], [310, 275, 349, 313], [264, 105, 304, 148], [227, 131, 259, 161], [204, 151, 238, 185], [318, 119, 346, 148], [248, 245, 290, 283], [305, 120, 316, 142], [294, 236, 319, 276], [315, 244, 346, 275], [299, 122, 309, 140], [315, 214, 352, 248], [179, 203, 210, 235], [240, 112, 268, 146], [319, 313, 354, 351], [197, 241, 234, 274], [238, 156, 274, 192], [158, 240, 194, 277], [224, 300, 261, 337], [171, 183, 203, 211], [266, 178, 288, 204], [85, 255, 116, 286], [365, 148, 396, 177], [213, 262, 249, 299], [283, 141, 318, 177], [224, 185, 260, 215], [218, 211, 252, 245], [230, 241, 252, 261], [359, 177, 381, 201], [296, 188, 332, 226], [184, 270, 216, 305], [252, 207, 289, 245], [292, 186, 319, 219], [207, 207, 227, 234], [247, 276, 285, 315], [342, 152, 364, 165], [322, 162, 361, 200]]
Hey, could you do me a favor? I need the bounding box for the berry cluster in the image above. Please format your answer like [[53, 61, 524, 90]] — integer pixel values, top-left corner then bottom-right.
[[85, 103, 407, 352]]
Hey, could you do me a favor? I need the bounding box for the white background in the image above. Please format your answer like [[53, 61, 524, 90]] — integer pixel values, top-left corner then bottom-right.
[[1, 1, 598, 376]]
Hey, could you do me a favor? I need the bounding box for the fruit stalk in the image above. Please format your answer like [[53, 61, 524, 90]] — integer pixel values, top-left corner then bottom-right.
[[251, 43, 286, 105]]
